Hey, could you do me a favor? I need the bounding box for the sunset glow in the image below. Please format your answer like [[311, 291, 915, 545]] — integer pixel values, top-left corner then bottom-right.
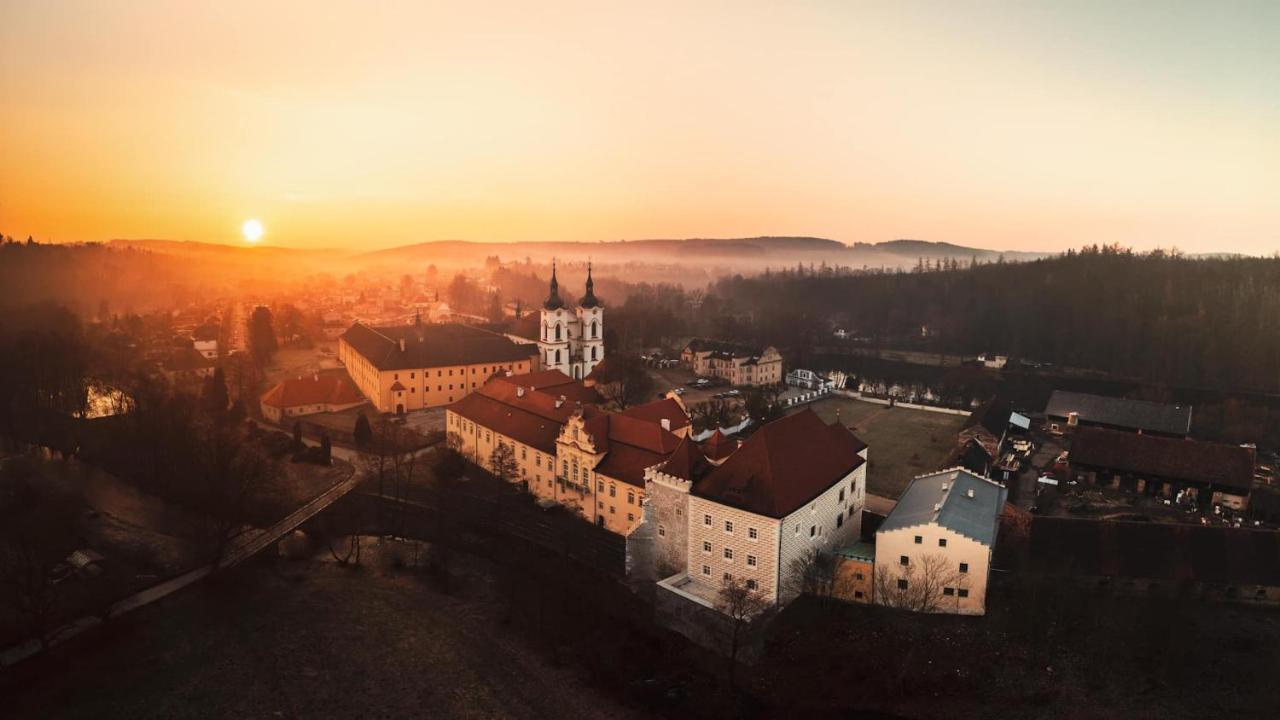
[[1, 1, 1276, 254], [242, 219, 264, 244]]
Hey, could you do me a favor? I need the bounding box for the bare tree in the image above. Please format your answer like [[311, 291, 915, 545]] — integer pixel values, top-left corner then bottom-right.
[[194, 423, 278, 565], [0, 456, 81, 650], [715, 576, 769, 695], [489, 441, 519, 483], [592, 354, 655, 410], [785, 547, 837, 601], [873, 553, 966, 613], [690, 398, 736, 433]]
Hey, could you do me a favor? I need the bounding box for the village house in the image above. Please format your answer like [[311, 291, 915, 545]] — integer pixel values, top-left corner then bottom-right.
[[785, 368, 832, 391], [1044, 390, 1192, 438], [338, 317, 539, 414], [871, 468, 1007, 615], [161, 346, 216, 384], [1067, 427, 1255, 511], [953, 398, 1030, 481], [258, 374, 366, 424], [446, 370, 689, 535], [680, 338, 783, 387], [638, 409, 868, 611]]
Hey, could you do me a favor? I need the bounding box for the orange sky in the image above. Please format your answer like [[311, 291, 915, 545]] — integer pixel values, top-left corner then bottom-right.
[[1, 1, 1277, 254]]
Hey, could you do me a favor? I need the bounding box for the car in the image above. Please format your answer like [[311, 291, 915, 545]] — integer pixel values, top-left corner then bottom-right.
[[725, 389, 742, 397], [671, 388, 685, 395]]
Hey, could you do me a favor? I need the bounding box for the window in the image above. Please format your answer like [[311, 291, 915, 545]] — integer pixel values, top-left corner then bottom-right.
[[809, 525, 816, 538], [899, 555, 909, 566], [943, 587, 955, 596], [839, 489, 845, 502], [627, 513, 634, 522], [597, 480, 604, 492], [704, 514, 712, 527], [609, 506, 615, 514], [703, 541, 712, 553], [854, 572, 864, 581], [658, 525, 666, 537], [702, 565, 710, 576], [746, 579, 757, 590], [410, 372, 415, 379], [958, 589, 969, 598], [914, 535, 922, 544], [836, 514, 843, 528], [627, 490, 635, 504], [939, 538, 947, 548], [748, 527, 758, 540], [724, 548, 733, 560], [854, 591, 864, 599], [724, 520, 733, 533], [723, 572, 733, 582], [597, 501, 603, 508], [746, 555, 757, 567], [848, 506, 855, 518], [959, 563, 969, 574], [609, 485, 616, 498], [897, 579, 908, 590]]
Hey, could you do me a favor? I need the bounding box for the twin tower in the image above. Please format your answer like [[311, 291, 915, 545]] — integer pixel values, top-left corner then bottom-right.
[[538, 262, 604, 380]]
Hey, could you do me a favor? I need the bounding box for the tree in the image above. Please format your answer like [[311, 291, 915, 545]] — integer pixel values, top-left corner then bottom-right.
[[743, 386, 784, 424], [353, 412, 373, 448], [246, 305, 277, 367], [0, 456, 82, 650], [489, 441, 519, 483], [785, 547, 837, 601], [592, 354, 655, 410], [690, 398, 736, 433], [201, 366, 229, 416], [433, 445, 467, 483], [292, 420, 303, 448], [715, 576, 769, 695], [873, 553, 966, 613], [486, 292, 505, 323], [319, 433, 332, 465], [194, 423, 278, 565]]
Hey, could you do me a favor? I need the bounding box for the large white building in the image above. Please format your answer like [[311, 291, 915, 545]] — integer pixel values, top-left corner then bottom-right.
[[538, 262, 604, 381], [637, 409, 869, 610]]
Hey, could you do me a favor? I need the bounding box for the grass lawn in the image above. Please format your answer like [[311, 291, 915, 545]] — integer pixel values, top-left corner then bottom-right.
[[0, 555, 643, 720], [800, 396, 966, 500]]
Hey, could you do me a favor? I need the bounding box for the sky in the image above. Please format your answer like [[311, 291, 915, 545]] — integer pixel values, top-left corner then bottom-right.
[[1, 1, 1276, 254]]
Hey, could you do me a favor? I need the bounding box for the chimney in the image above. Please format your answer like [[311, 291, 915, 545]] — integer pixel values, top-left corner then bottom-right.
[[661, 418, 671, 431], [966, 489, 975, 499], [398, 338, 406, 352], [517, 386, 525, 398], [555, 395, 565, 408]]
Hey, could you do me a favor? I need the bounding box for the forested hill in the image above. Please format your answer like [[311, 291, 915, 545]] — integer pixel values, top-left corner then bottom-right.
[[710, 248, 1280, 394]]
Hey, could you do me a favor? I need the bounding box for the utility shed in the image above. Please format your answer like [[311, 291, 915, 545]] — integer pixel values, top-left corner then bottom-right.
[[1044, 390, 1192, 438]]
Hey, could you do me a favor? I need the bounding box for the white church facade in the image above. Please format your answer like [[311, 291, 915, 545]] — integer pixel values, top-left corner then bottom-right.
[[538, 262, 605, 380]]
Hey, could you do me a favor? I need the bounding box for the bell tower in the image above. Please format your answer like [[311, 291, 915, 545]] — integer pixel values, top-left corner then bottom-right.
[[539, 261, 571, 375], [577, 262, 604, 377]]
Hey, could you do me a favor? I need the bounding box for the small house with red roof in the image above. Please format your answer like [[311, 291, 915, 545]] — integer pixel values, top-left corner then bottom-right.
[[259, 374, 366, 423]]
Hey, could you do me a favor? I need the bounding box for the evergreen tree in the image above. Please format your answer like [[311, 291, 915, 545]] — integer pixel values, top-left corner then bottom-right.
[[353, 412, 373, 448]]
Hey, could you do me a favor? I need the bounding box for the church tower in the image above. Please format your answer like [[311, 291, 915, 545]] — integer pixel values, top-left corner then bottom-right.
[[537, 261, 605, 380], [577, 263, 604, 377]]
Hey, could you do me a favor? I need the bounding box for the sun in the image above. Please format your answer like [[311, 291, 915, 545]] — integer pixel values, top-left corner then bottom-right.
[[241, 218, 264, 243]]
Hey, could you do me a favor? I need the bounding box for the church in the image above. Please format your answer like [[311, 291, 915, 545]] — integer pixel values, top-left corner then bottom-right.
[[538, 262, 605, 380]]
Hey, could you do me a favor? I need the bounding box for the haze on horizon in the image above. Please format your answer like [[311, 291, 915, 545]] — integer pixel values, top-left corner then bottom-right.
[[1, 1, 1276, 255]]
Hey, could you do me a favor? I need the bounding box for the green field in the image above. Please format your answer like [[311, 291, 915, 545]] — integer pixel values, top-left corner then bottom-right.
[[798, 396, 967, 500]]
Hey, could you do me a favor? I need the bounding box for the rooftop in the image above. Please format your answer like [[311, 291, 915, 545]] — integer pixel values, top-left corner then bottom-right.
[[878, 468, 1008, 547], [260, 374, 364, 409], [692, 409, 867, 518], [341, 321, 537, 372], [1069, 427, 1255, 490], [1044, 390, 1192, 436]]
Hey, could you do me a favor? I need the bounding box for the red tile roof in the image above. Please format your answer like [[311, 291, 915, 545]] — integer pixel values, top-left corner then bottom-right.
[[261, 375, 364, 410], [693, 409, 867, 518], [659, 436, 712, 482], [619, 397, 690, 432], [1070, 427, 1255, 491], [698, 429, 738, 462]]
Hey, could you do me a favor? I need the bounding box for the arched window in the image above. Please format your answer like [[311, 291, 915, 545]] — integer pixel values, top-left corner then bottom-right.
[[555, 324, 562, 341], [591, 321, 598, 339], [555, 349, 561, 364]]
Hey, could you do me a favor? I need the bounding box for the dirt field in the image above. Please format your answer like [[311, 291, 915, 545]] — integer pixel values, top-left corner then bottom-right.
[[800, 396, 966, 500], [0, 553, 645, 720]]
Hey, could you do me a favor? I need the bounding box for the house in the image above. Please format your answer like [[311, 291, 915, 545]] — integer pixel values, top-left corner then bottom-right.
[[1044, 390, 1192, 438], [446, 371, 688, 535], [259, 374, 367, 424], [192, 322, 219, 359], [1067, 427, 1255, 510], [640, 409, 868, 612], [338, 316, 540, 414], [1024, 517, 1280, 605], [162, 347, 215, 384], [680, 338, 783, 387], [873, 468, 1007, 615], [786, 368, 832, 391]]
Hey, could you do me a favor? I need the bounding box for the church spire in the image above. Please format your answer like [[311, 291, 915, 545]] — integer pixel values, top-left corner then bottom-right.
[[579, 261, 600, 308], [543, 259, 565, 310]]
